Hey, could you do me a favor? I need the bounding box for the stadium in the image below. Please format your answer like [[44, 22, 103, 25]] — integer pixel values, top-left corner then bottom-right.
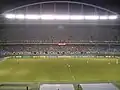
[[0, 1, 120, 90]]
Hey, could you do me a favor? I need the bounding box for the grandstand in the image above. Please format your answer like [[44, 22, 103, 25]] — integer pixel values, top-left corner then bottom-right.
[[0, 1, 120, 90]]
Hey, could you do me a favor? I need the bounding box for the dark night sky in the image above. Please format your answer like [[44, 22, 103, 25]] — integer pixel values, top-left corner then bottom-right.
[[0, 0, 120, 14]]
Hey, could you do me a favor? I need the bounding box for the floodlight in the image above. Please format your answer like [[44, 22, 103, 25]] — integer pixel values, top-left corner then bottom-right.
[[99, 16, 108, 20], [15, 14, 25, 19], [108, 15, 118, 20], [25, 15, 40, 19], [40, 15, 55, 20], [84, 15, 99, 20], [4, 14, 118, 20], [70, 15, 84, 20], [55, 15, 70, 20], [5, 14, 15, 19]]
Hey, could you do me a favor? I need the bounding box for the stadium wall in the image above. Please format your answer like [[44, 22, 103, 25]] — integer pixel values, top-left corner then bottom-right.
[[9, 55, 120, 59]]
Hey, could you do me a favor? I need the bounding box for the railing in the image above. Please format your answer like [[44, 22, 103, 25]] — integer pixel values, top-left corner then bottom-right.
[[0, 40, 120, 45]]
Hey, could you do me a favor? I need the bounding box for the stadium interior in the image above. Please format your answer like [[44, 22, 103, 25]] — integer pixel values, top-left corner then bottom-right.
[[0, 1, 120, 90]]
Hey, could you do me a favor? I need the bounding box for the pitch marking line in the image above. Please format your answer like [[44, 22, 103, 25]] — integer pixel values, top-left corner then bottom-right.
[[66, 64, 76, 81], [72, 76, 75, 81], [0, 57, 9, 62]]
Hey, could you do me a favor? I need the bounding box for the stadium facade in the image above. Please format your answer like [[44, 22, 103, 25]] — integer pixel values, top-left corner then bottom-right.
[[0, 1, 120, 57]]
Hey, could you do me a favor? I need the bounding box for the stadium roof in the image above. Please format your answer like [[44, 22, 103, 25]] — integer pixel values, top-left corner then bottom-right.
[[2, 1, 118, 15], [0, 1, 120, 25]]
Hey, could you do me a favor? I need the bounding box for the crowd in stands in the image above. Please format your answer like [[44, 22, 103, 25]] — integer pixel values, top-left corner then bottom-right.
[[0, 45, 120, 56]]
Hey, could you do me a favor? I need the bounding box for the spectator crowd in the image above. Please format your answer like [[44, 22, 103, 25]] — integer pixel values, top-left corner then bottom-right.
[[0, 44, 120, 56]]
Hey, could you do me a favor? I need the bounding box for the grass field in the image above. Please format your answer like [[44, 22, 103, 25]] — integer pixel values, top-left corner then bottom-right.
[[0, 57, 120, 83]]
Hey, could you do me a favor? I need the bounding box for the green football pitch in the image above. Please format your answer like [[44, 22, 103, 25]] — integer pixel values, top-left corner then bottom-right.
[[0, 57, 120, 83]]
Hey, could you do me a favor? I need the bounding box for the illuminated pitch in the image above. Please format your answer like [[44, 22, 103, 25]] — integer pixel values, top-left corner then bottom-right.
[[0, 57, 120, 82]]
